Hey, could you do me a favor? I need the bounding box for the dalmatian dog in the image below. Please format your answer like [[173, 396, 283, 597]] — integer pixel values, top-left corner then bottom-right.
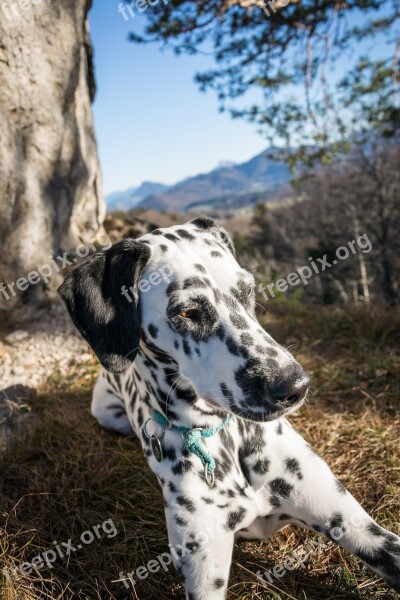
[[59, 217, 400, 599]]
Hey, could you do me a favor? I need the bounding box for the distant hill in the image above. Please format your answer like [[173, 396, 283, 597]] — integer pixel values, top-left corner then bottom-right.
[[138, 149, 292, 212], [106, 149, 293, 213], [106, 181, 169, 211]]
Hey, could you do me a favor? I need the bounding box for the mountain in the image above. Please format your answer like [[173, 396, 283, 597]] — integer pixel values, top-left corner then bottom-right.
[[137, 149, 292, 212], [106, 181, 169, 211]]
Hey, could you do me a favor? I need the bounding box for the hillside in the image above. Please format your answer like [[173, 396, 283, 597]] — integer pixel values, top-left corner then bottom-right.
[[106, 148, 293, 213], [106, 181, 168, 212], [139, 148, 291, 212]]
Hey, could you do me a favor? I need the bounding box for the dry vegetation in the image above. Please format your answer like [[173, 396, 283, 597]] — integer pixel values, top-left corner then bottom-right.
[[0, 302, 399, 600]]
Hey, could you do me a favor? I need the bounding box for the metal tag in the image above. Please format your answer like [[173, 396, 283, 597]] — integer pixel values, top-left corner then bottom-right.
[[151, 435, 163, 462]]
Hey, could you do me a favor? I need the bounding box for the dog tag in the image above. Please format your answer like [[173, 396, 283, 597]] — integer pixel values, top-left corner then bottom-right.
[[151, 435, 163, 462]]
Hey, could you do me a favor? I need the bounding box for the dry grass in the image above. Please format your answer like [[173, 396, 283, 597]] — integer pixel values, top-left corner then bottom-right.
[[0, 303, 399, 600]]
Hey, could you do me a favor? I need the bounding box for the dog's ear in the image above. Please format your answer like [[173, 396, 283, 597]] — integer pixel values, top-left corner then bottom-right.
[[190, 216, 236, 258], [58, 239, 151, 373]]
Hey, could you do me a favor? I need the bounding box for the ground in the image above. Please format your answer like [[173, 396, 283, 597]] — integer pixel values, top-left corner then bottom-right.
[[0, 302, 399, 600]]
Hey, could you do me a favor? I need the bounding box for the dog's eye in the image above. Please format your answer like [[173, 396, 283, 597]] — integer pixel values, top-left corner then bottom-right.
[[179, 309, 198, 320], [246, 285, 255, 298]]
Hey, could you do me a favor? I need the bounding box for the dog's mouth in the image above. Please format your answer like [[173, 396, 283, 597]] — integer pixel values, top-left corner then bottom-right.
[[230, 397, 306, 422], [204, 394, 307, 423]]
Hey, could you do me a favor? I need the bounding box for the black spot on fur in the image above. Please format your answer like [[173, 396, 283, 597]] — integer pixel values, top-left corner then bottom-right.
[[220, 383, 234, 403], [166, 281, 180, 295], [285, 458, 303, 480], [211, 250, 223, 257], [137, 406, 144, 428], [368, 523, 384, 536], [168, 481, 177, 493], [270, 478, 293, 499], [230, 313, 249, 329], [240, 333, 254, 346], [183, 340, 192, 357], [172, 459, 193, 475], [335, 478, 347, 494], [185, 540, 201, 554], [213, 288, 222, 303], [183, 276, 207, 289], [176, 496, 196, 512], [329, 512, 344, 535], [193, 264, 205, 274], [223, 293, 239, 311], [253, 458, 270, 475], [148, 323, 158, 339], [160, 244, 168, 252], [270, 495, 281, 508], [176, 229, 195, 240], [201, 496, 214, 504], [216, 324, 225, 340], [227, 507, 247, 530], [163, 446, 177, 461], [226, 337, 240, 356], [175, 385, 197, 403], [214, 578, 225, 589], [191, 216, 215, 230], [165, 233, 179, 241], [255, 345, 278, 356]]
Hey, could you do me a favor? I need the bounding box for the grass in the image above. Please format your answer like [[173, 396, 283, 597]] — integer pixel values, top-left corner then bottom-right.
[[0, 302, 399, 600]]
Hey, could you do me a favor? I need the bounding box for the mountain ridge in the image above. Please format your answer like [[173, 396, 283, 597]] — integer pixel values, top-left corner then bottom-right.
[[106, 148, 293, 212]]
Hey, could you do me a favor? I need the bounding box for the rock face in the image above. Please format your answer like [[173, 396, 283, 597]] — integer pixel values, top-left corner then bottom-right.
[[0, 0, 104, 310]]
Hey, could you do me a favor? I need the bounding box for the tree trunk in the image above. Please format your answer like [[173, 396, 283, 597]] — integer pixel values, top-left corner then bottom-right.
[[0, 0, 104, 311]]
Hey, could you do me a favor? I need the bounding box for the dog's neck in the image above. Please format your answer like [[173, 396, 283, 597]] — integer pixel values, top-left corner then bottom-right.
[[133, 339, 231, 430]]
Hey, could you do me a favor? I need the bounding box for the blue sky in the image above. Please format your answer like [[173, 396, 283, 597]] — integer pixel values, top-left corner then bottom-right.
[[89, 2, 393, 196], [90, 3, 266, 195]]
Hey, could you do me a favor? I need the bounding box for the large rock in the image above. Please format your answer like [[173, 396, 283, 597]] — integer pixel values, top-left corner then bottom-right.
[[0, 385, 37, 452], [0, 0, 104, 310]]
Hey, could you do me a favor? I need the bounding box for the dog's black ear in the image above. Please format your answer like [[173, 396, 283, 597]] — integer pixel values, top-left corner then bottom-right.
[[58, 239, 151, 373], [190, 216, 236, 258]]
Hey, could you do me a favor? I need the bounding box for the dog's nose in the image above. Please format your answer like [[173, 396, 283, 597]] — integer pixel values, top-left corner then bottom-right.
[[269, 366, 310, 406]]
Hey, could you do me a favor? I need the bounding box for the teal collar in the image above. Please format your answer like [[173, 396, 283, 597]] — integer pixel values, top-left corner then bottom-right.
[[150, 409, 233, 487]]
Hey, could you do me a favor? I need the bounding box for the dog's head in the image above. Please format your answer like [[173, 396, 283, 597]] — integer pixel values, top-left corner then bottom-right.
[[59, 217, 309, 422]]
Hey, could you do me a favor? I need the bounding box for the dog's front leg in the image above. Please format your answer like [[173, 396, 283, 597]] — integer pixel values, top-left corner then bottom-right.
[[163, 486, 234, 600], [273, 424, 400, 593]]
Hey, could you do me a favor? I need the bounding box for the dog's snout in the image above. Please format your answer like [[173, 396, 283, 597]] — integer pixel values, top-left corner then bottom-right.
[[269, 365, 310, 406]]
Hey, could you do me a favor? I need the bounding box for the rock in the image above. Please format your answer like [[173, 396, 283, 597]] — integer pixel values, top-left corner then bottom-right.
[[0, 384, 36, 404], [5, 330, 29, 344], [0, 385, 37, 452], [0, 303, 92, 390], [0, 0, 105, 312]]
